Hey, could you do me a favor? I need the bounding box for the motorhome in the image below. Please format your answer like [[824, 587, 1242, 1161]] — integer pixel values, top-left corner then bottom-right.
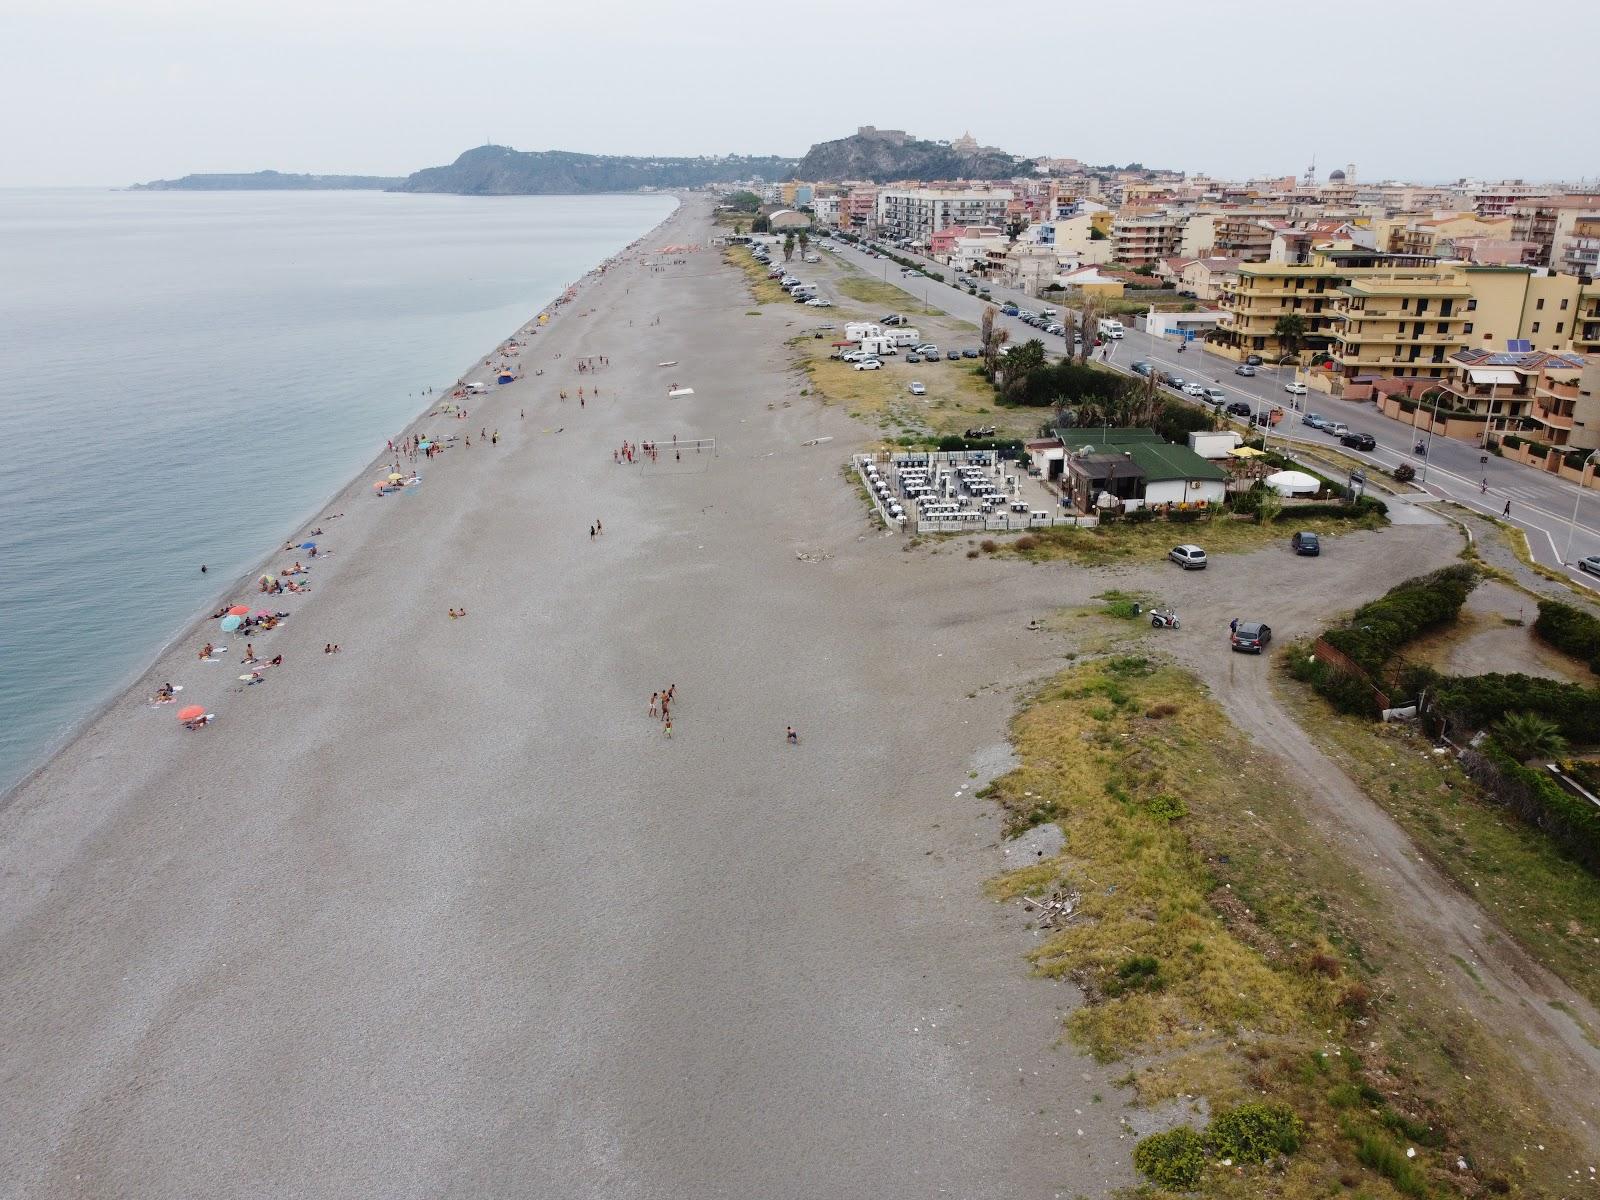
[[1097, 318, 1125, 339]]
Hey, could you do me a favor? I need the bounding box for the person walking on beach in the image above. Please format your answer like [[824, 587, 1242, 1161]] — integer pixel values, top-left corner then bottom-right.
[[649, 692, 659, 718], [589, 524, 596, 540], [595, 518, 603, 535], [786, 726, 799, 745], [663, 718, 672, 739]]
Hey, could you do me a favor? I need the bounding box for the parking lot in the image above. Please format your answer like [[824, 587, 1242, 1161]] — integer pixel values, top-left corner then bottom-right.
[[855, 451, 1089, 534]]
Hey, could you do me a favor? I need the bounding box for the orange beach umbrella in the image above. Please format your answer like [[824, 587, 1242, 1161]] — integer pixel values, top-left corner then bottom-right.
[[227, 605, 251, 617], [176, 705, 205, 722]]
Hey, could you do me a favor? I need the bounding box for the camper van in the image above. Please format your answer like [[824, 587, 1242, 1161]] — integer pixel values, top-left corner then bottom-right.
[[1097, 318, 1125, 339], [890, 328, 921, 347]]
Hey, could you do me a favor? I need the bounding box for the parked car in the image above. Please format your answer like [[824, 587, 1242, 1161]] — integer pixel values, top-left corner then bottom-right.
[[1131, 361, 1154, 377], [1340, 431, 1376, 450], [1226, 401, 1252, 417], [962, 348, 980, 358], [1235, 364, 1257, 376], [905, 353, 922, 363], [1301, 411, 1326, 428], [946, 350, 961, 360], [1183, 383, 1208, 397], [909, 382, 926, 396], [854, 359, 882, 371], [1579, 555, 1600, 577], [882, 314, 905, 325], [1202, 388, 1227, 404], [1169, 544, 1208, 570], [1283, 381, 1309, 395], [917, 345, 939, 357], [1323, 422, 1350, 437], [1291, 531, 1321, 556], [1165, 375, 1189, 392], [1245, 354, 1264, 366], [1230, 620, 1272, 653], [805, 298, 832, 307], [1001, 304, 1019, 316]]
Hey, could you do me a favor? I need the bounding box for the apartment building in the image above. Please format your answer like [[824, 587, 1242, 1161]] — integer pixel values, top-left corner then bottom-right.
[[1434, 349, 1588, 447], [1509, 195, 1600, 267], [1327, 266, 1473, 381], [1577, 285, 1600, 356], [1111, 210, 1183, 266], [1470, 181, 1553, 218], [1557, 212, 1600, 281], [1213, 212, 1286, 262], [1460, 267, 1583, 355], [843, 186, 878, 230], [1212, 260, 1343, 361], [874, 187, 1013, 241], [812, 195, 841, 226]]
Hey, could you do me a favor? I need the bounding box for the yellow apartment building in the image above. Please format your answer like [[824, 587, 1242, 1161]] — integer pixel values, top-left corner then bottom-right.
[[1211, 260, 1342, 361], [1576, 285, 1600, 355], [1328, 267, 1473, 381], [1459, 267, 1583, 355]]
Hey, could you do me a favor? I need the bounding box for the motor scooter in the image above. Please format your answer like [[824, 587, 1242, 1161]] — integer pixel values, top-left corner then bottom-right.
[[1150, 607, 1180, 630]]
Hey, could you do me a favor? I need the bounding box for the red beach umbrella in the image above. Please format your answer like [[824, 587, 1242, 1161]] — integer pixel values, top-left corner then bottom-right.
[[176, 705, 205, 722], [227, 605, 251, 617]]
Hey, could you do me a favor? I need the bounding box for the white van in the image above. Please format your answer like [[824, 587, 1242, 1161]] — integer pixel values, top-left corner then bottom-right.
[[1098, 319, 1125, 339]]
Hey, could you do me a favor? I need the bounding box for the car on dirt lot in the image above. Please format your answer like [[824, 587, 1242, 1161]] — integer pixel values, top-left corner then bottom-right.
[[1291, 531, 1321, 556], [962, 348, 980, 358], [854, 359, 882, 371], [1230, 621, 1272, 653], [1168, 544, 1208, 570], [909, 381, 926, 395]]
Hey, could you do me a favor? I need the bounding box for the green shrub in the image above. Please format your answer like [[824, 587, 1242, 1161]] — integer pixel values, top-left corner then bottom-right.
[[1105, 954, 1165, 995], [1533, 599, 1600, 674], [1393, 463, 1416, 482], [1320, 565, 1478, 676], [1133, 1127, 1205, 1190], [1207, 1102, 1305, 1164], [1349, 1124, 1428, 1197], [1502, 434, 1524, 451], [1146, 793, 1187, 822], [1434, 672, 1600, 743], [1459, 742, 1600, 872], [1281, 497, 1388, 522]]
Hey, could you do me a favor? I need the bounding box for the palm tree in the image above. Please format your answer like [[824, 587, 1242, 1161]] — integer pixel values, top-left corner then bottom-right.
[[782, 232, 796, 262], [798, 230, 810, 255], [1274, 314, 1307, 358], [1492, 712, 1568, 763]]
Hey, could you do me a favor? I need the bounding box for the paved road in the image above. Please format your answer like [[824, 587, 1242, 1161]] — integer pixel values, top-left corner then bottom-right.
[[824, 238, 1600, 589]]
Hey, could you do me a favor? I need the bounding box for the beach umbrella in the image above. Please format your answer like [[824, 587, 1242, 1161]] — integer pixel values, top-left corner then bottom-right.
[[254, 609, 274, 617], [227, 605, 251, 617], [177, 705, 205, 722], [299, 542, 316, 550], [418, 441, 433, 450], [258, 573, 276, 585], [220, 615, 243, 633], [388, 472, 404, 482], [374, 481, 386, 490]]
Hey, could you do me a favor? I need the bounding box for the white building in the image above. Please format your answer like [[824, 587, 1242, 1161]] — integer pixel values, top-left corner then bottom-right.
[[812, 195, 841, 226], [875, 187, 1014, 241]]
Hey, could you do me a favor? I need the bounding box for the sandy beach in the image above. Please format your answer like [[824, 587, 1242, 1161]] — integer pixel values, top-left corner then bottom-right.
[[0, 195, 1147, 1198]]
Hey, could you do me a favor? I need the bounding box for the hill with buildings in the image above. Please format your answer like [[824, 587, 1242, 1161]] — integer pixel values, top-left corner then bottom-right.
[[794, 127, 1034, 184], [131, 170, 403, 191], [396, 145, 798, 195]]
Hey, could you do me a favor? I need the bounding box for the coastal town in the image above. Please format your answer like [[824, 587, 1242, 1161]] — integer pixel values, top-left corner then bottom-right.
[[4, 21, 1600, 1193]]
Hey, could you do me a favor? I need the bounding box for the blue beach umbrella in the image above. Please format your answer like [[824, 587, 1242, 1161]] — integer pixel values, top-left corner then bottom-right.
[[220, 615, 243, 633], [418, 440, 433, 450], [299, 541, 316, 550]]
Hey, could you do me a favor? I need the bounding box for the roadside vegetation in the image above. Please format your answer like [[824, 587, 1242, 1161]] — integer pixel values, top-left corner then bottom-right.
[[981, 503, 1386, 566], [833, 272, 940, 316], [723, 247, 786, 304], [986, 642, 1588, 1196]]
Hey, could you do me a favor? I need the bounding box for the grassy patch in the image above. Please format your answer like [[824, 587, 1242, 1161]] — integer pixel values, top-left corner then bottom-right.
[[723, 247, 787, 304], [1274, 669, 1600, 1012], [986, 653, 1586, 1195], [797, 341, 1035, 439], [990, 510, 1386, 566], [834, 272, 939, 315]]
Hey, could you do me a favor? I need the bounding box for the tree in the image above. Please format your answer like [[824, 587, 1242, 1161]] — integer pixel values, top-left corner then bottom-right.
[[1274, 314, 1307, 358], [1077, 297, 1097, 365], [798, 230, 810, 255], [1253, 486, 1283, 526], [783, 232, 796, 262], [1089, 226, 1108, 241], [733, 222, 743, 237], [1000, 339, 1048, 401], [1492, 711, 1568, 763], [752, 213, 770, 234]]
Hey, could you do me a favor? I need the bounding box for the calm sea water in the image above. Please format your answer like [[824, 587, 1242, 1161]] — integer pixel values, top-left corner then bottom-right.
[[0, 188, 676, 794]]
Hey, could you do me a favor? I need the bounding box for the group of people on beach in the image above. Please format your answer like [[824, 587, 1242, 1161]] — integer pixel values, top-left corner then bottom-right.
[[648, 685, 677, 738]]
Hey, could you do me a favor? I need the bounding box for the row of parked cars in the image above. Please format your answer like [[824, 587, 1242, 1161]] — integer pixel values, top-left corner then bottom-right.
[[747, 245, 833, 307], [1300, 411, 1376, 450]]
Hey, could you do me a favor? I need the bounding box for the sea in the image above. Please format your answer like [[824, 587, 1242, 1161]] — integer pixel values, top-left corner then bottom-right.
[[0, 187, 677, 795]]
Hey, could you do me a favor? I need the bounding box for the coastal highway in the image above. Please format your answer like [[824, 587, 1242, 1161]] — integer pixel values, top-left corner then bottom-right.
[[826, 237, 1600, 587]]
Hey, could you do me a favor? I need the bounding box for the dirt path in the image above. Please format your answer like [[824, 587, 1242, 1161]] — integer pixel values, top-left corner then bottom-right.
[[1142, 535, 1600, 1151]]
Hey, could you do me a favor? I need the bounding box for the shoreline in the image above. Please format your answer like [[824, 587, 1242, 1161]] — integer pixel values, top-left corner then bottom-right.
[[0, 196, 681, 810]]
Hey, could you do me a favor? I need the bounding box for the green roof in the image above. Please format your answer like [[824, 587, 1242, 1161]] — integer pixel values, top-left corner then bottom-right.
[[1124, 442, 1228, 483]]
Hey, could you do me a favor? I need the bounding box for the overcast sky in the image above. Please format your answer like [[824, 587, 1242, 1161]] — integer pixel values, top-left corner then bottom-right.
[[4, 0, 1595, 188]]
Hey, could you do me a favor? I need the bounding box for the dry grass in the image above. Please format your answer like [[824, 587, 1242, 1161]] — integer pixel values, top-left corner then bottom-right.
[[797, 341, 1037, 439], [983, 649, 1586, 1196], [722, 247, 787, 305], [988, 510, 1387, 566], [834, 273, 940, 315]]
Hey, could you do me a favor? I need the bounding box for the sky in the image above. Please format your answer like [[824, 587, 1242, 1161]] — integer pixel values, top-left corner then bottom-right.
[[3, 0, 1596, 188]]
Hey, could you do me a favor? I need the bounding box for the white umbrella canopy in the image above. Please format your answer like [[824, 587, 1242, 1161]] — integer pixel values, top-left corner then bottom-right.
[[1264, 470, 1320, 496]]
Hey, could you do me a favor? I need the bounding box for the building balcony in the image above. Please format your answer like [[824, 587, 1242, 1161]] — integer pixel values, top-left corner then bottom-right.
[[1529, 404, 1575, 432], [1539, 379, 1581, 400]]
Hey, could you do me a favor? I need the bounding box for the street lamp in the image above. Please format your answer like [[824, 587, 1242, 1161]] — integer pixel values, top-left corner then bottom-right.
[[1563, 449, 1600, 564], [1417, 385, 1445, 485]]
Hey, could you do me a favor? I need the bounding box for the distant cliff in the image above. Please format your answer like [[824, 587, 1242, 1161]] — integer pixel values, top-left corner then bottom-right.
[[397, 145, 799, 195], [131, 170, 403, 191], [794, 131, 1034, 183]]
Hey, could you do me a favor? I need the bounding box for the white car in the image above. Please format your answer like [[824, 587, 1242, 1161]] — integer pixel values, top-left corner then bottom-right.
[[854, 359, 883, 371], [805, 298, 832, 307], [1183, 383, 1208, 397], [909, 382, 926, 395], [1169, 544, 1208, 570], [1283, 381, 1309, 395]]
